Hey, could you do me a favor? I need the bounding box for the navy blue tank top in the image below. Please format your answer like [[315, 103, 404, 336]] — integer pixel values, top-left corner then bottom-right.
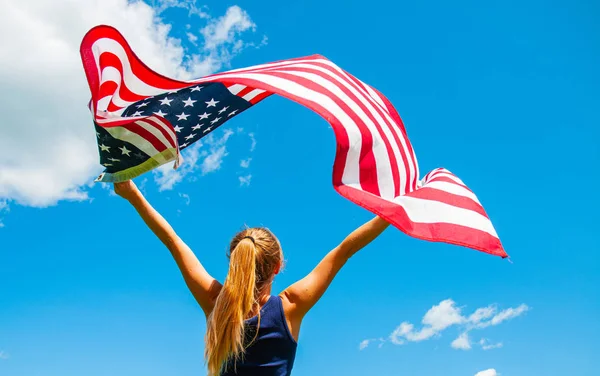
[[220, 295, 297, 376]]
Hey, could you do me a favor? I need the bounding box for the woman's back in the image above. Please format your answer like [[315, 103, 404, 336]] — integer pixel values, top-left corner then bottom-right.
[[221, 295, 297, 376]]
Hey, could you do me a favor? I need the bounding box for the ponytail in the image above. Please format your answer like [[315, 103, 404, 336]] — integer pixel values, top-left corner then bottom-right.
[[205, 237, 257, 376]]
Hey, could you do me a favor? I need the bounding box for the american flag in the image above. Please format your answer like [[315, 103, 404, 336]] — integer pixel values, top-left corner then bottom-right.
[[80, 25, 507, 258]]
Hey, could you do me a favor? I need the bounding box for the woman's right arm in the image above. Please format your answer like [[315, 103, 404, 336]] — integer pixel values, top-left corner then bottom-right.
[[280, 216, 390, 337], [114, 181, 222, 316]]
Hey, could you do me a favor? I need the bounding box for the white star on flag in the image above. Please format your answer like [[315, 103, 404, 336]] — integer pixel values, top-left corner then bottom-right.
[[198, 112, 211, 120], [183, 97, 197, 107], [100, 144, 110, 152], [190, 86, 202, 92], [218, 106, 229, 114], [173, 125, 183, 132], [210, 117, 221, 124], [154, 110, 168, 117], [159, 97, 173, 106], [119, 146, 132, 156], [185, 133, 196, 140], [205, 98, 219, 107], [176, 112, 190, 121]]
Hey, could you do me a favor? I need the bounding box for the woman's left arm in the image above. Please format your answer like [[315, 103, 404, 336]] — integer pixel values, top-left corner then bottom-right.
[[114, 181, 222, 315]]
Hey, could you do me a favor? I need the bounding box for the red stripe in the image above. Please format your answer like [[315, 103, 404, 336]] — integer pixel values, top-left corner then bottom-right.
[[336, 184, 507, 258], [372, 87, 419, 191], [427, 175, 475, 194], [260, 70, 381, 196], [249, 90, 272, 104], [406, 187, 488, 218], [143, 117, 177, 148], [120, 121, 169, 152], [298, 62, 412, 197], [272, 65, 401, 198], [255, 60, 413, 197], [98, 53, 147, 111], [236, 86, 256, 98]]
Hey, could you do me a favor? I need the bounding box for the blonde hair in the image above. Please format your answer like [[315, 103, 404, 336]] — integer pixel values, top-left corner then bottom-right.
[[204, 227, 283, 376]]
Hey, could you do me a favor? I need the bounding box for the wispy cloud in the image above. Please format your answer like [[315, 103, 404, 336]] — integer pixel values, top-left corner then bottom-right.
[[179, 192, 190, 205], [451, 332, 471, 350], [361, 299, 529, 351], [200, 6, 255, 50], [240, 158, 252, 168], [239, 174, 252, 186], [479, 338, 503, 350], [475, 369, 498, 376], [359, 338, 386, 350], [0, 350, 9, 360], [248, 132, 257, 152], [0, 1, 261, 208], [153, 129, 235, 190], [0, 200, 10, 228]]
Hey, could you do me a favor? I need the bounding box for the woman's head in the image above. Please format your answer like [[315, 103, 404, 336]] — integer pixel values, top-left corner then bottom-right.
[[205, 227, 283, 375]]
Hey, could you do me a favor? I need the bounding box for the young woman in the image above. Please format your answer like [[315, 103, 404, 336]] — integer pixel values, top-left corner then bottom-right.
[[114, 180, 390, 376]]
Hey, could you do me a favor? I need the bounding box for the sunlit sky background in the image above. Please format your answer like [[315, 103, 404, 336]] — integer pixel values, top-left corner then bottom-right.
[[1, 1, 598, 375]]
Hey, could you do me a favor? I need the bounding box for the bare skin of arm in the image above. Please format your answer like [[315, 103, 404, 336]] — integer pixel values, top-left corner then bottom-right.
[[280, 216, 390, 341], [114, 181, 222, 316]]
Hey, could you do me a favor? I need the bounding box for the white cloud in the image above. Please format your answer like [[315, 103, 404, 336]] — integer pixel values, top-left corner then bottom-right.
[[153, 128, 234, 190], [479, 338, 503, 351], [389, 299, 464, 344], [0, 350, 9, 360], [468, 306, 496, 324], [179, 192, 190, 205], [200, 6, 255, 50], [187, 32, 198, 44], [367, 299, 528, 351], [474, 304, 529, 329], [451, 332, 471, 350], [359, 339, 371, 350], [240, 158, 252, 168], [248, 132, 257, 152], [474, 369, 498, 376], [0, 200, 8, 228], [239, 174, 252, 186], [200, 129, 234, 174], [0, 0, 260, 209]]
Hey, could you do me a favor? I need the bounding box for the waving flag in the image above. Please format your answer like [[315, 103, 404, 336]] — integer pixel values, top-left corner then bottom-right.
[[80, 25, 507, 258]]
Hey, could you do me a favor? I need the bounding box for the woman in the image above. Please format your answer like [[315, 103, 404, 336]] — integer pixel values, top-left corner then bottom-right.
[[114, 180, 390, 376]]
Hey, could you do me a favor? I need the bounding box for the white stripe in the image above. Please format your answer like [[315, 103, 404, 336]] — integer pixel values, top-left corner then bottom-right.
[[148, 116, 178, 148], [92, 38, 169, 100], [243, 89, 266, 101], [272, 63, 415, 196], [394, 196, 498, 238], [363, 82, 419, 192], [428, 171, 466, 186], [221, 72, 363, 188], [227, 84, 246, 95], [271, 67, 396, 199], [106, 126, 160, 157], [422, 181, 482, 205], [135, 120, 174, 150]]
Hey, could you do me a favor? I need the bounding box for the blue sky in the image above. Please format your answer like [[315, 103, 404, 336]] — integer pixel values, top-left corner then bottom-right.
[[1, 0, 599, 375]]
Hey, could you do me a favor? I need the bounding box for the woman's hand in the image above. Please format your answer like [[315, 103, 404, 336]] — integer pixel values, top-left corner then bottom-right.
[[114, 180, 140, 201]]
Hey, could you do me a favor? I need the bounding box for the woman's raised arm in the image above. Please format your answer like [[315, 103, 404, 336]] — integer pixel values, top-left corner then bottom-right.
[[280, 216, 390, 336], [114, 181, 222, 315]]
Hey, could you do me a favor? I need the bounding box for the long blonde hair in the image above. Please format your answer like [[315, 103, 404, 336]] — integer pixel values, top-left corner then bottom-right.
[[205, 227, 283, 376]]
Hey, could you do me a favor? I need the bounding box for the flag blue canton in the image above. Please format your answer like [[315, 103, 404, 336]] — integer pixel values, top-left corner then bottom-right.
[[95, 82, 253, 174], [121, 82, 253, 149]]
